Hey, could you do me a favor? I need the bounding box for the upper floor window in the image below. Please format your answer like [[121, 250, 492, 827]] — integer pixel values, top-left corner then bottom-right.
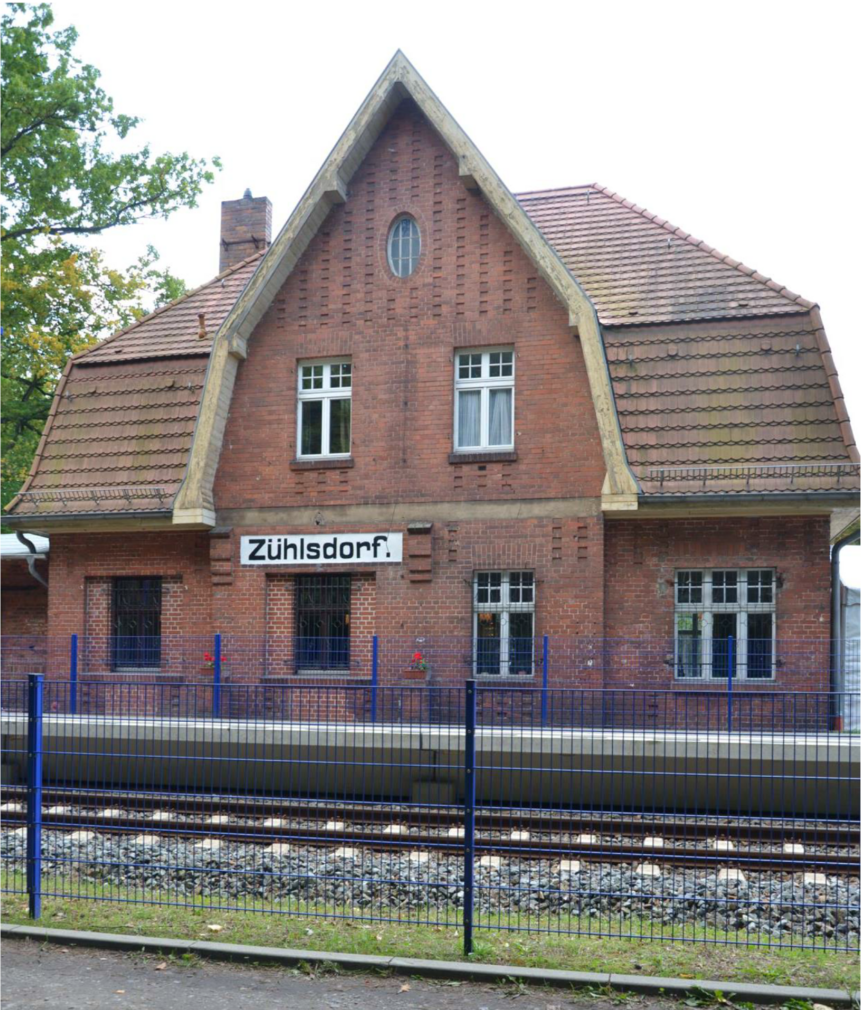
[[454, 348, 514, 451], [674, 568, 775, 680], [387, 216, 420, 277], [297, 359, 351, 458]]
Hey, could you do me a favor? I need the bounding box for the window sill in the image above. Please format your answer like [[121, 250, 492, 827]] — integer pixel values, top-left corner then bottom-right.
[[263, 670, 368, 681], [673, 677, 776, 684], [474, 673, 536, 681], [449, 450, 517, 464], [290, 457, 354, 471]]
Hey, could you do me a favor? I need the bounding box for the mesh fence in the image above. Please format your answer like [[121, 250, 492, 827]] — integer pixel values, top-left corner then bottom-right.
[[1, 678, 858, 953]]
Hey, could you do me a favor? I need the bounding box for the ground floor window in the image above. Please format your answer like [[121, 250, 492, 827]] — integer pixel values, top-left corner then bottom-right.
[[675, 569, 775, 679], [112, 577, 162, 670], [295, 575, 351, 671], [473, 571, 534, 676]]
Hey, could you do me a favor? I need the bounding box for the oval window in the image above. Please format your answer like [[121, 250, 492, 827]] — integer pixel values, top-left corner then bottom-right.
[[387, 216, 421, 278]]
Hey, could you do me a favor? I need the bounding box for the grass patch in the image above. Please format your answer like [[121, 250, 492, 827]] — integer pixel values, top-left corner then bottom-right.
[[1, 874, 858, 992]]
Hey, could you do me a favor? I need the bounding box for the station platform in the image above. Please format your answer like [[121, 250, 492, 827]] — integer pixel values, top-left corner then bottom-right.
[[2, 714, 858, 818]]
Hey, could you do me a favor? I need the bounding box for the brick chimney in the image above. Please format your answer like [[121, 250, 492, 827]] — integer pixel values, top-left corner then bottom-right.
[[219, 189, 272, 272]]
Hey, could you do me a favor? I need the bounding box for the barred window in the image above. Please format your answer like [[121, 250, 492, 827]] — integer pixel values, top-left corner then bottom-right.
[[473, 571, 534, 676], [295, 575, 351, 672], [674, 569, 775, 680], [112, 577, 162, 670]]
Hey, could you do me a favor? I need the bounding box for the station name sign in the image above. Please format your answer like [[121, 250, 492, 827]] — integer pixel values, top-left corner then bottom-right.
[[240, 533, 403, 565]]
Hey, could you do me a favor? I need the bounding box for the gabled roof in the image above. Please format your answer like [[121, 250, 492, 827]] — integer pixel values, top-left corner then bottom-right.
[[603, 314, 857, 496], [81, 253, 263, 363], [518, 186, 811, 327], [172, 51, 639, 525], [5, 54, 857, 528], [513, 185, 856, 493], [5, 255, 262, 521]]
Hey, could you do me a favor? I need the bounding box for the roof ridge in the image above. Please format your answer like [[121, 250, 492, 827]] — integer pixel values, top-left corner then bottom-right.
[[590, 184, 816, 313], [515, 184, 595, 198], [71, 250, 266, 364]]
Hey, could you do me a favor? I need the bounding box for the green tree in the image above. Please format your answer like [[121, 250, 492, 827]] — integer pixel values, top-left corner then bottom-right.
[[1, 3, 218, 511]]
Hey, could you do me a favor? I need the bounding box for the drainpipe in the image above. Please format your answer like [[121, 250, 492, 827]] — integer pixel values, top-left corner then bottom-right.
[[831, 529, 860, 729], [14, 531, 48, 589]]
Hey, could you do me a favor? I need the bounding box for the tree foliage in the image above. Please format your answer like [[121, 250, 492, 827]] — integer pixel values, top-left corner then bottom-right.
[[1, 3, 218, 511]]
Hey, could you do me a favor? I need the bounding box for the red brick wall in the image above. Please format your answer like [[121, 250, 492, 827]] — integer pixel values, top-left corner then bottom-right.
[[603, 515, 832, 691], [213, 99, 605, 509], [261, 571, 375, 681], [211, 515, 604, 687], [1, 558, 49, 676], [1, 560, 48, 631], [32, 514, 835, 705], [45, 532, 212, 681]]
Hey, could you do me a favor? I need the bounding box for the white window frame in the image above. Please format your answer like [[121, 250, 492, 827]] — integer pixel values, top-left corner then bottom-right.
[[673, 568, 776, 680], [453, 347, 515, 452], [296, 358, 352, 459], [472, 570, 535, 677]]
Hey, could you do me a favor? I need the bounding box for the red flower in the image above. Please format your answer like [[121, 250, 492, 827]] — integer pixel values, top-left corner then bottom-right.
[[203, 652, 214, 662], [413, 651, 423, 662]]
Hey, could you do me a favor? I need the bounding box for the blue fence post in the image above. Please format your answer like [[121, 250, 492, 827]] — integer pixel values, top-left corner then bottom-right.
[[26, 674, 44, 919], [69, 633, 78, 715], [541, 635, 549, 727], [213, 633, 222, 718], [463, 679, 477, 956], [371, 635, 379, 723], [727, 635, 734, 733]]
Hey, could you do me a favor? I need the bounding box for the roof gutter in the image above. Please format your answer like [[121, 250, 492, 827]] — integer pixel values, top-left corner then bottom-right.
[[4, 509, 173, 525], [14, 531, 48, 589], [831, 529, 860, 729], [638, 491, 859, 505]]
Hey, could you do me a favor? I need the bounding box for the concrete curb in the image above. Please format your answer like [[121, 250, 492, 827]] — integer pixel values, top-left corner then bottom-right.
[[1, 924, 857, 1006]]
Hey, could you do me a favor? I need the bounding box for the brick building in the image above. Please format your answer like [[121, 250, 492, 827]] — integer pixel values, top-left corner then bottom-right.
[[5, 53, 859, 695]]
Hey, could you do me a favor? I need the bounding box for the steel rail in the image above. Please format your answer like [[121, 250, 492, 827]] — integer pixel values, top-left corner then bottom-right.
[[2, 813, 858, 875], [2, 786, 857, 846]]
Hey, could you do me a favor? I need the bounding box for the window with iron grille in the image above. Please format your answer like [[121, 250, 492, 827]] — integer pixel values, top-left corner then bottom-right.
[[112, 577, 162, 670], [473, 571, 534, 676], [674, 569, 775, 679], [297, 359, 352, 458], [295, 575, 351, 672]]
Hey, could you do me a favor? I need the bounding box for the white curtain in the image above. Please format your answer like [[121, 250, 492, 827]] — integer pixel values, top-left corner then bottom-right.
[[458, 390, 481, 447], [488, 388, 512, 446]]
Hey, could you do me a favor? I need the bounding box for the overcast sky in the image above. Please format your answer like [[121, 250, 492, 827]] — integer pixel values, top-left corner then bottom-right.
[[47, 1, 861, 583]]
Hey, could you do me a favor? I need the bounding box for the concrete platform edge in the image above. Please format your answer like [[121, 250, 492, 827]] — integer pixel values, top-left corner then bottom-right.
[[1, 924, 856, 1006]]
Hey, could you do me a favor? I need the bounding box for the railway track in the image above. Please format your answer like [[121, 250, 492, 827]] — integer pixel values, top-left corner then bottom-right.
[[2, 804, 858, 875], [2, 785, 857, 846]]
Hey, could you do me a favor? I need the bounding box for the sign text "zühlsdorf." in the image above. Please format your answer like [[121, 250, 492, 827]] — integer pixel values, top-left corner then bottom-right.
[[240, 533, 403, 565]]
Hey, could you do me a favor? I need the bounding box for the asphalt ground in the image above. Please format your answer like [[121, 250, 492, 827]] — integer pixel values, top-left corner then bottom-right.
[[1, 939, 680, 1010]]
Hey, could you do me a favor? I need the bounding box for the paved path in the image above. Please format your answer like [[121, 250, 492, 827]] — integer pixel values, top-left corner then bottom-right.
[[1, 939, 678, 1010]]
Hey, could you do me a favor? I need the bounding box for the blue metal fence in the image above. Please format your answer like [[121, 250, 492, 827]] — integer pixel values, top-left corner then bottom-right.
[[1, 676, 858, 954], [1, 634, 856, 711]]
